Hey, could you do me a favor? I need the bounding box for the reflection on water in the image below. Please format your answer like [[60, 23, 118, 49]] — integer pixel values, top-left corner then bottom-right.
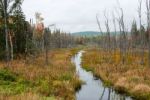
[[72, 51, 133, 100]]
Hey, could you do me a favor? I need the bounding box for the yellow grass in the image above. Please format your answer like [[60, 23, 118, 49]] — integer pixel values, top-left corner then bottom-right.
[[82, 48, 150, 100]]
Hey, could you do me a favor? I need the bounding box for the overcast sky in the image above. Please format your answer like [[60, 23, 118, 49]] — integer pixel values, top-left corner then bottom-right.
[[22, 0, 147, 33]]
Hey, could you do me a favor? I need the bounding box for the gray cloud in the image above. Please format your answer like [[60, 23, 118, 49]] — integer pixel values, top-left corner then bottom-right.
[[22, 0, 146, 32]]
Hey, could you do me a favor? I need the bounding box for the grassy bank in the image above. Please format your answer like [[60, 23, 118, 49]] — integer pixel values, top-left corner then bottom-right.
[[0, 48, 81, 100], [82, 48, 150, 100]]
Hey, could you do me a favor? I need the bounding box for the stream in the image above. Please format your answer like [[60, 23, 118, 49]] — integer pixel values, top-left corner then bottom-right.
[[72, 51, 133, 100]]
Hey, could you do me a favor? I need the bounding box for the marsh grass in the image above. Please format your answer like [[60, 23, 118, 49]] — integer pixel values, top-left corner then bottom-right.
[[0, 48, 81, 100], [82, 48, 150, 100]]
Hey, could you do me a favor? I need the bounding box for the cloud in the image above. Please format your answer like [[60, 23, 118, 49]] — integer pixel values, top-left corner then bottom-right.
[[22, 0, 146, 32]]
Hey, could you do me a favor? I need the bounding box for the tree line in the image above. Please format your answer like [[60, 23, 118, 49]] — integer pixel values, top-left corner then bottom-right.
[[0, 0, 82, 65]]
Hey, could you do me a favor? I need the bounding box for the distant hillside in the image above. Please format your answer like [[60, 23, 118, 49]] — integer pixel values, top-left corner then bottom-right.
[[72, 31, 120, 37], [72, 31, 101, 37]]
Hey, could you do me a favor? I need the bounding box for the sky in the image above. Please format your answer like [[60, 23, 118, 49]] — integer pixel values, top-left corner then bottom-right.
[[22, 0, 147, 33]]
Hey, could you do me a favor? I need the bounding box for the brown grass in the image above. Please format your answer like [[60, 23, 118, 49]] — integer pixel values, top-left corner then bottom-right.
[[0, 48, 81, 100], [82, 48, 150, 100]]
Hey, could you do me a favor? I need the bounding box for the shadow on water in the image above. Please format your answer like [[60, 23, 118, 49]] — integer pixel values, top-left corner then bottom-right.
[[72, 51, 133, 100]]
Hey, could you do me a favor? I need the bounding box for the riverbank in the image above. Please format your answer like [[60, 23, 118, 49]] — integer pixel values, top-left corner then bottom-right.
[[73, 51, 132, 100], [0, 48, 81, 100], [82, 48, 150, 100]]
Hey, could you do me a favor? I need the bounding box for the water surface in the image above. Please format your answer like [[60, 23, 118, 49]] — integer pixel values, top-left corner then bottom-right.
[[72, 51, 133, 100]]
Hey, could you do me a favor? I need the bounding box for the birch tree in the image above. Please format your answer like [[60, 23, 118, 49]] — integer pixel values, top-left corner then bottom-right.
[[0, 0, 23, 63]]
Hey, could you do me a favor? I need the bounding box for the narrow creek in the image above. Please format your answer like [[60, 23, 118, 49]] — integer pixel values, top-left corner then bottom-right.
[[72, 51, 133, 100]]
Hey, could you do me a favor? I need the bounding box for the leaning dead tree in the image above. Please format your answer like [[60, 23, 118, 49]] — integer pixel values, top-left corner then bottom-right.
[[96, 14, 104, 49], [116, 7, 127, 64]]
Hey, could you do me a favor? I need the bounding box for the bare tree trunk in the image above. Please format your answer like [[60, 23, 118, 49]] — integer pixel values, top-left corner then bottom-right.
[[96, 14, 104, 60], [44, 33, 48, 65], [96, 14, 104, 50], [9, 32, 13, 61], [117, 19, 122, 63], [25, 32, 28, 62], [112, 12, 117, 63], [120, 8, 126, 64], [138, 0, 144, 65], [44, 28, 50, 65], [116, 7, 126, 64], [146, 0, 150, 66], [4, 4, 10, 64], [104, 12, 111, 53]]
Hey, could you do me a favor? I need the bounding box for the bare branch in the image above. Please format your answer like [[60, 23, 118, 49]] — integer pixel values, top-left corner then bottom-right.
[[96, 14, 103, 35]]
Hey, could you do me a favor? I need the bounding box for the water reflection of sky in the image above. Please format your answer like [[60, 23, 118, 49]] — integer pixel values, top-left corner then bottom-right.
[[72, 51, 133, 100]]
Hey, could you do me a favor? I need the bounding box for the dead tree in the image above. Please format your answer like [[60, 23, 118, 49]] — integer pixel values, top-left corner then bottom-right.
[[96, 14, 104, 49], [116, 18, 123, 63], [146, 0, 150, 66], [112, 12, 118, 63], [121, 9, 127, 64], [104, 11, 111, 53], [138, 0, 144, 65], [112, 12, 117, 52], [116, 7, 127, 64], [43, 28, 51, 65]]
